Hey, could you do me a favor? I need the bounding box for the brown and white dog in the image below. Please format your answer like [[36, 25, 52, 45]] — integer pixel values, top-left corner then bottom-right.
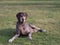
[[8, 12, 46, 43]]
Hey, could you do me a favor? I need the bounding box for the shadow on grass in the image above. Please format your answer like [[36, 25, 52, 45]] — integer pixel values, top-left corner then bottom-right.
[[0, 28, 29, 43], [0, 28, 16, 43]]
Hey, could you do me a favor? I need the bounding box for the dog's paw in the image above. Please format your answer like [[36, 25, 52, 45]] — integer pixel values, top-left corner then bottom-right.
[[38, 29, 46, 32], [42, 29, 46, 32], [8, 39, 13, 43], [29, 37, 32, 41]]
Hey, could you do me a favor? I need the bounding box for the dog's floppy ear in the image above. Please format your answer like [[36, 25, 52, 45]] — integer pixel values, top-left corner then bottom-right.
[[16, 12, 20, 21]]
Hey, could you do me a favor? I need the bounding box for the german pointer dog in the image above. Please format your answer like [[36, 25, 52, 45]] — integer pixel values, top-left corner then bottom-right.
[[8, 12, 46, 43]]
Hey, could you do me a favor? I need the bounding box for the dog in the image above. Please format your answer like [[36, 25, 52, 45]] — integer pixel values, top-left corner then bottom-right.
[[8, 12, 46, 43]]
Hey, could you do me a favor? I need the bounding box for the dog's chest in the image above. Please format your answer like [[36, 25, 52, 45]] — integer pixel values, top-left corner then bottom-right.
[[19, 24, 30, 35]]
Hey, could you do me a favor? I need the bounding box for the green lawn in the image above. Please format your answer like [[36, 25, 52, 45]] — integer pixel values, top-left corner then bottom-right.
[[0, 1, 60, 45], [0, 0, 60, 1]]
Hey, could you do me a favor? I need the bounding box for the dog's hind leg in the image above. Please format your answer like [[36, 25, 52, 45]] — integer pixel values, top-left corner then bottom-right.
[[8, 34, 19, 43], [29, 24, 46, 32]]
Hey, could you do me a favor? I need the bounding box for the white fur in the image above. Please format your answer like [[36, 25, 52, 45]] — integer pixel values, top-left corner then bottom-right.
[[28, 33, 32, 40], [8, 34, 19, 43]]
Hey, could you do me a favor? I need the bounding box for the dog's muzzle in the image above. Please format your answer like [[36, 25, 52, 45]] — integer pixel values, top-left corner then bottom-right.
[[20, 17, 25, 23]]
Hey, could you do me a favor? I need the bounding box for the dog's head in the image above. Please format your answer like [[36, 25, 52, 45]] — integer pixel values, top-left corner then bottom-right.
[[16, 12, 28, 23]]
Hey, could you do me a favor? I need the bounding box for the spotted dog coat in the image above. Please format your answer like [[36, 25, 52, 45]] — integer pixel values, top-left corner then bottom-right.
[[8, 12, 46, 43]]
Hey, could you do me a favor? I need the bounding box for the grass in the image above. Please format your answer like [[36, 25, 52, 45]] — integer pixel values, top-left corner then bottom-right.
[[0, 1, 60, 45], [0, 0, 60, 1], [0, 1, 60, 5]]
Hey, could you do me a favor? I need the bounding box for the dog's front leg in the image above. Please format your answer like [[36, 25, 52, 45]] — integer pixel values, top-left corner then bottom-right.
[[28, 33, 32, 40], [8, 34, 19, 43]]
